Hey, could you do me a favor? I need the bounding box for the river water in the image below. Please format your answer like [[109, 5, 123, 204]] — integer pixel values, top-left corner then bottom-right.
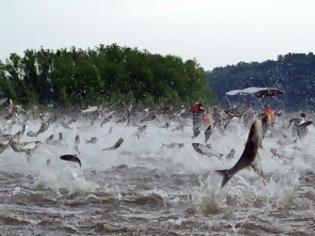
[[0, 115, 314, 235]]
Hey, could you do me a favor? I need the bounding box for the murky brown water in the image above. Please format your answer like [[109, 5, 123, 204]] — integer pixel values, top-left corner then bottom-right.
[[0, 116, 314, 235]]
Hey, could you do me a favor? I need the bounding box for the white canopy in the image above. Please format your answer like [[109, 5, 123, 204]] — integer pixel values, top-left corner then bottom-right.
[[225, 87, 283, 97]]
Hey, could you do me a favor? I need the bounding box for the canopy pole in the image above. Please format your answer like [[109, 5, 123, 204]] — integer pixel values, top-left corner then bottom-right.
[[255, 96, 264, 110], [225, 96, 232, 109], [273, 96, 285, 110]]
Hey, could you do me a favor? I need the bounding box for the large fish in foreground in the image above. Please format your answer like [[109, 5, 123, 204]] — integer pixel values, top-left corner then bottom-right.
[[215, 119, 263, 188]]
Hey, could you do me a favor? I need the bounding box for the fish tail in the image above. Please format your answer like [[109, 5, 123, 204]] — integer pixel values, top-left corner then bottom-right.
[[215, 169, 233, 188]]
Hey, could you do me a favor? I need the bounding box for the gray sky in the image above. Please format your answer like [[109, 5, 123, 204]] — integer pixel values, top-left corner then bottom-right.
[[1, 0, 315, 70]]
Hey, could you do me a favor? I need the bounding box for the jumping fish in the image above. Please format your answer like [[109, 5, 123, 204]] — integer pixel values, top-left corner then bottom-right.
[[60, 154, 81, 167], [0, 97, 8, 106], [135, 125, 147, 139], [51, 133, 64, 146], [102, 137, 124, 151], [61, 121, 71, 129], [205, 125, 212, 143], [85, 137, 98, 144], [116, 116, 127, 124], [101, 112, 115, 127], [37, 122, 50, 135], [45, 134, 54, 144], [27, 131, 37, 137], [81, 106, 98, 114], [74, 134, 80, 153], [215, 119, 263, 188], [162, 143, 184, 149], [297, 120, 314, 140], [108, 126, 113, 134], [192, 143, 212, 155]]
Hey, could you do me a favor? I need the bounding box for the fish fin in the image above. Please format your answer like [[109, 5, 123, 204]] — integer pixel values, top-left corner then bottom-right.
[[75, 156, 81, 168], [215, 169, 232, 188]]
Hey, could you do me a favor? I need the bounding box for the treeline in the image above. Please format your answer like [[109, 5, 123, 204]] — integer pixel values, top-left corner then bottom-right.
[[0, 44, 212, 108], [208, 53, 315, 111]]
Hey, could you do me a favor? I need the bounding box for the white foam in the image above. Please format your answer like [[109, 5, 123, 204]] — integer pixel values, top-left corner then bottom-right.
[[0, 115, 313, 211]]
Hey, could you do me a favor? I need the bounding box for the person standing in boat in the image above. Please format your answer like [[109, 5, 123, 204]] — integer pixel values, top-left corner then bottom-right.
[[263, 105, 276, 126], [190, 101, 206, 137]]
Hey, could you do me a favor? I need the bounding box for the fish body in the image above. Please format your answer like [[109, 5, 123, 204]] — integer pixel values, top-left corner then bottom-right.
[[46, 135, 54, 144], [51, 133, 64, 146], [192, 143, 212, 155], [297, 120, 313, 139], [297, 126, 308, 140], [75, 135, 80, 145], [21, 123, 26, 135], [135, 125, 146, 139], [270, 148, 281, 158], [114, 137, 124, 148], [81, 106, 98, 113], [288, 118, 302, 128], [103, 137, 124, 151], [85, 137, 98, 144], [116, 117, 127, 123], [162, 143, 184, 149], [12, 131, 22, 142], [172, 124, 184, 132], [277, 138, 297, 146], [215, 119, 263, 188], [60, 154, 81, 167], [36, 122, 50, 136], [108, 126, 113, 134], [27, 131, 37, 137], [193, 127, 200, 137], [74, 134, 80, 153], [58, 133, 64, 141], [21, 141, 41, 150], [205, 125, 212, 143], [161, 123, 170, 129], [140, 113, 157, 122], [0, 97, 8, 106], [9, 141, 24, 152], [298, 120, 314, 127], [101, 112, 114, 127], [61, 122, 71, 129]]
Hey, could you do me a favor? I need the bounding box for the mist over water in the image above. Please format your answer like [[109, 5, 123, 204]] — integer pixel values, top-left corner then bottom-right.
[[0, 114, 314, 235]]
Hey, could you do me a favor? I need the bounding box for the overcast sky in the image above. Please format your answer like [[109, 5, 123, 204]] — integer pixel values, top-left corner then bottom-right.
[[1, 0, 315, 70]]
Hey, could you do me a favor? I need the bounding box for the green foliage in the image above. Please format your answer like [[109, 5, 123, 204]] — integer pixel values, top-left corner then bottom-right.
[[208, 53, 315, 111], [0, 44, 213, 108]]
